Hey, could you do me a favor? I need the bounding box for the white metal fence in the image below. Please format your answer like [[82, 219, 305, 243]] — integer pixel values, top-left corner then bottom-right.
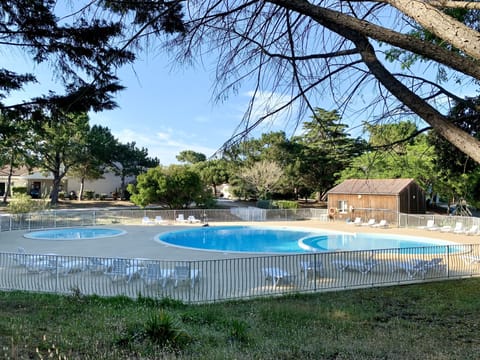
[[2, 244, 479, 303], [1, 208, 480, 303], [0, 208, 330, 232]]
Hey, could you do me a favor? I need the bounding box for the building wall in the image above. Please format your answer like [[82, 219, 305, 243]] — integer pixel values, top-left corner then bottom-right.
[[398, 182, 426, 214], [328, 194, 399, 212], [327, 182, 426, 223], [0, 171, 133, 198], [67, 172, 134, 196], [327, 194, 399, 222]]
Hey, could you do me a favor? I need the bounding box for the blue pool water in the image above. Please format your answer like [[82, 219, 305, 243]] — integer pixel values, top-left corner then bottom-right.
[[157, 226, 459, 254], [24, 228, 126, 240]]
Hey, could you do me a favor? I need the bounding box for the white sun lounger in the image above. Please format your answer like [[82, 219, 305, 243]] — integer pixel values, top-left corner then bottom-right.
[[465, 225, 479, 236], [452, 222, 465, 234], [361, 219, 376, 227], [418, 219, 440, 231], [187, 215, 201, 223], [172, 265, 201, 288], [154, 216, 168, 225], [175, 214, 188, 223], [141, 263, 173, 288], [300, 260, 323, 280], [391, 257, 445, 278], [332, 258, 378, 274], [351, 217, 362, 226], [372, 219, 389, 228], [141, 216, 155, 225], [263, 267, 294, 288]]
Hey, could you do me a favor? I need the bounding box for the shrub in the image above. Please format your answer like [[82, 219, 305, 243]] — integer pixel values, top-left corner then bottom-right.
[[256, 200, 278, 209], [11, 186, 27, 196], [84, 190, 95, 200], [144, 310, 190, 347], [273, 200, 298, 209], [7, 194, 50, 214]]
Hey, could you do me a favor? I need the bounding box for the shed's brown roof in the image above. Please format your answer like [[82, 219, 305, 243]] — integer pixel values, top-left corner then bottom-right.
[[327, 178, 417, 195]]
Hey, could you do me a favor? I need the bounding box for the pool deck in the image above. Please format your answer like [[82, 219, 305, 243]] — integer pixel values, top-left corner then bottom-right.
[[0, 220, 476, 260]]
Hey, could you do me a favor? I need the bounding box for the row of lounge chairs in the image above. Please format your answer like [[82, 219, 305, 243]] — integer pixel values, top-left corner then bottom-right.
[[419, 220, 479, 235], [141, 214, 202, 225], [263, 256, 447, 287], [104, 259, 200, 288], [349, 217, 389, 228], [11, 248, 200, 288]]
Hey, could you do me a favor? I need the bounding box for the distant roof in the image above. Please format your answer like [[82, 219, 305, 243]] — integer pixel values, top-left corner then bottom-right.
[[0, 166, 32, 177], [327, 178, 417, 195]]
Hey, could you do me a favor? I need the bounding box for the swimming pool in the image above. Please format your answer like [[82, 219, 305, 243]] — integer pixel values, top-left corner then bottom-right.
[[24, 227, 126, 240], [157, 226, 458, 254]]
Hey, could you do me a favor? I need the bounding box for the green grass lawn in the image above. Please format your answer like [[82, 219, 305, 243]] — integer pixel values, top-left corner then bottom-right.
[[1, 278, 480, 359]]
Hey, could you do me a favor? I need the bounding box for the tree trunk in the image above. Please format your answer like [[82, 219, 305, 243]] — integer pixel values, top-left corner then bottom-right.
[[269, 0, 480, 163], [350, 34, 480, 163], [120, 174, 126, 200], [3, 158, 14, 204], [387, 0, 480, 61], [79, 177, 85, 201]]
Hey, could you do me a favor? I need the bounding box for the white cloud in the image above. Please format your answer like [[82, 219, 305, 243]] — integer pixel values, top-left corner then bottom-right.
[[113, 128, 218, 165]]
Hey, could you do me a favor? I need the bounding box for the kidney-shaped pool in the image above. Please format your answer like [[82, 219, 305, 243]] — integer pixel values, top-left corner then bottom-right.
[[157, 225, 460, 254]]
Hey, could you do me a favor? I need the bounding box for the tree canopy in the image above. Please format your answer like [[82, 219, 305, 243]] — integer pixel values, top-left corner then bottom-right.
[[0, 1, 185, 117], [128, 165, 208, 209], [169, 0, 480, 163]]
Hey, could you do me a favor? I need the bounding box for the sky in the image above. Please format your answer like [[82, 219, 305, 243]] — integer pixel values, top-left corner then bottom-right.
[[4, 27, 473, 167], [89, 57, 252, 165], [4, 51, 299, 166]]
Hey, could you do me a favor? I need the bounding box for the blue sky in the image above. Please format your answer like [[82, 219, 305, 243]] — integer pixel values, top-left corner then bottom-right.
[[4, 52, 299, 165], [5, 42, 471, 167], [89, 58, 248, 165]]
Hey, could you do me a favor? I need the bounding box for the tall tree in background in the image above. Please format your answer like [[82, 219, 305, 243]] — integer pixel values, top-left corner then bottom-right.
[[176, 150, 207, 164], [295, 108, 366, 200], [0, 1, 186, 118], [171, 0, 480, 163], [29, 112, 90, 205], [224, 132, 303, 198], [69, 125, 118, 200], [338, 121, 438, 195], [427, 99, 480, 207], [0, 114, 36, 203], [111, 142, 160, 199], [194, 159, 231, 197], [239, 160, 284, 200]]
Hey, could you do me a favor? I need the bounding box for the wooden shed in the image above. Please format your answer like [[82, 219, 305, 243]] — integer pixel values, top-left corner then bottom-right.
[[326, 178, 426, 223]]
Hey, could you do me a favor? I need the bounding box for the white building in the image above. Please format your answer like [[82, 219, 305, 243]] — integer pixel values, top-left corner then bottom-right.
[[0, 166, 132, 199]]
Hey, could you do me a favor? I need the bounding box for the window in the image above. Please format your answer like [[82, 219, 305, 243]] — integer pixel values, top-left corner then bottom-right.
[[338, 200, 348, 213]]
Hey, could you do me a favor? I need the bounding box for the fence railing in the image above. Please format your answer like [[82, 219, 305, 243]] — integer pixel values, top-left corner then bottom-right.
[[1, 244, 479, 303], [399, 213, 480, 230], [0, 208, 330, 232], [2, 208, 480, 303]]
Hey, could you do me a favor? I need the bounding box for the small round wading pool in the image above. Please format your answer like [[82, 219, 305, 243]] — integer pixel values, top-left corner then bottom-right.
[[24, 227, 126, 240], [157, 226, 460, 254]]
